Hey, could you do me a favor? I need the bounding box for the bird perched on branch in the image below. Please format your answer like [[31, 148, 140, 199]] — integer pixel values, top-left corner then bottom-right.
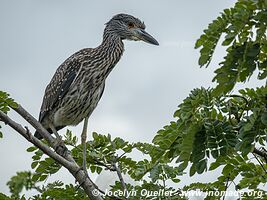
[[34, 13, 159, 172]]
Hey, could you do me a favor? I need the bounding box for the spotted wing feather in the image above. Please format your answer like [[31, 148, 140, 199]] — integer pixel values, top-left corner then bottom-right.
[[38, 59, 81, 123]]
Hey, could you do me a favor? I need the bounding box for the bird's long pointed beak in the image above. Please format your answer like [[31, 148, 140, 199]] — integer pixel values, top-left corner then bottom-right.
[[136, 29, 159, 46]]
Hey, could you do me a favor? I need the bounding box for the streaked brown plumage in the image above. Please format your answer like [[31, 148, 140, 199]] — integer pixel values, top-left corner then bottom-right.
[[34, 13, 159, 139]]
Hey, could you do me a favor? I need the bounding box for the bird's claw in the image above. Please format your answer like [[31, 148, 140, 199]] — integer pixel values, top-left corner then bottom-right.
[[24, 126, 32, 140], [53, 139, 68, 157]]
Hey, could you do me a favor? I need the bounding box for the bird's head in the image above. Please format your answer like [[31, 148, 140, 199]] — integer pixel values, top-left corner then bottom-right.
[[105, 13, 159, 45]]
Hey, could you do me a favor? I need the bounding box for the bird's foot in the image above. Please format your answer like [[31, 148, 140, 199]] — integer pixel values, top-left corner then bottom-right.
[[53, 138, 68, 157]]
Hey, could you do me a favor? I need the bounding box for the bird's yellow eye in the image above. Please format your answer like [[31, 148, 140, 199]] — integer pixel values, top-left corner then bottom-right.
[[128, 22, 134, 28]]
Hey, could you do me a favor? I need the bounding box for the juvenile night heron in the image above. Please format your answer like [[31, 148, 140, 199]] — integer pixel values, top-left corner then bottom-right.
[[34, 13, 159, 171]]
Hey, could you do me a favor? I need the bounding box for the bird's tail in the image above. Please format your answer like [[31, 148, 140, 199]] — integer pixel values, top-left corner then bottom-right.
[[34, 126, 65, 140], [34, 131, 44, 139]]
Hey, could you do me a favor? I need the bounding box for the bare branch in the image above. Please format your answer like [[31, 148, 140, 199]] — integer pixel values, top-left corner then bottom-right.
[[110, 141, 128, 198], [93, 158, 116, 171], [112, 159, 128, 198], [0, 106, 103, 200], [12, 105, 67, 154]]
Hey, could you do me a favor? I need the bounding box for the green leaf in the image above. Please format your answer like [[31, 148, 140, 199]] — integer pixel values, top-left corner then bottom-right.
[[39, 175, 48, 182], [27, 146, 37, 152], [31, 162, 38, 169], [196, 159, 207, 174], [172, 178, 180, 183], [150, 164, 161, 182], [0, 193, 12, 200], [32, 174, 39, 182], [178, 161, 188, 172], [211, 150, 219, 158], [178, 123, 199, 162], [96, 167, 102, 174], [6, 171, 34, 198], [209, 156, 225, 171], [261, 111, 267, 126], [222, 164, 235, 176], [189, 164, 196, 177], [198, 55, 210, 66]]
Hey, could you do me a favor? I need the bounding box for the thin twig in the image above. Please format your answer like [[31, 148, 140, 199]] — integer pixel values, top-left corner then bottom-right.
[[92, 158, 116, 171], [226, 95, 249, 105], [113, 160, 128, 195], [110, 142, 128, 197], [222, 176, 229, 200], [117, 152, 127, 160], [252, 152, 267, 174], [253, 147, 267, 163]]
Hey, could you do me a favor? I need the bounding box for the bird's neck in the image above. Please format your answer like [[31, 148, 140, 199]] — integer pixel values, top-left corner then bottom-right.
[[94, 32, 124, 77], [100, 32, 124, 57]]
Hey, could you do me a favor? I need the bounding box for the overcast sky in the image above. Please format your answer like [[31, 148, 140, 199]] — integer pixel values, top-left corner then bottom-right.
[[1, 0, 264, 197]]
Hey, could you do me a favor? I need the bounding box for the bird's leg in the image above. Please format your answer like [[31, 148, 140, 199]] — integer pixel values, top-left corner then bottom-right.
[[50, 125, 61, 140], [74, 117, 89, 186], [81, 117, 89, 175], [49, 124, 68, 156]]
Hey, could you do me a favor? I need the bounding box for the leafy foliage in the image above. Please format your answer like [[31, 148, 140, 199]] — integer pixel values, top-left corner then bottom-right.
[[0, 91, 17, 113], [27, 145, 62, 182], [196, 0, 267, 95], [6, 171, 41, 199], [7, 131, 184, 199], [0, 91, 17, 138], [6, 172, 88, 200], [151, 85, 266, 197], [31, 182, 88, 200], [152, 0, 267, 198], [0, 193, 13, 200]]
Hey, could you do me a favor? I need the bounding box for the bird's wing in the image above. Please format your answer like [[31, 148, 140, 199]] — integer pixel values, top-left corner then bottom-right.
[[38, 57, 82, 122]]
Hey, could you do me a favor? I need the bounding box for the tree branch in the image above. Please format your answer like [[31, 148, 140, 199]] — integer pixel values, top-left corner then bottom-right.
[[0, 105, 103, 200], [110, 142, 128, 198], [93, 158, 116, 172], [112, 158, 128, 198]]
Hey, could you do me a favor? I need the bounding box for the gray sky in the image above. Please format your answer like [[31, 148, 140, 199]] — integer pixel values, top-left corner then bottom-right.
[[1, 0, 263, 197]]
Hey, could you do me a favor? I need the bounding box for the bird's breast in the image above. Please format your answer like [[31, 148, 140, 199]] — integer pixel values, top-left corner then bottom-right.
[[53, 79, 105, 127]]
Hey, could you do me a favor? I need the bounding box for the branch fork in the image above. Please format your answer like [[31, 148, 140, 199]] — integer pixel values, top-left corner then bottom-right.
[[0, 104, 103, 200]]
